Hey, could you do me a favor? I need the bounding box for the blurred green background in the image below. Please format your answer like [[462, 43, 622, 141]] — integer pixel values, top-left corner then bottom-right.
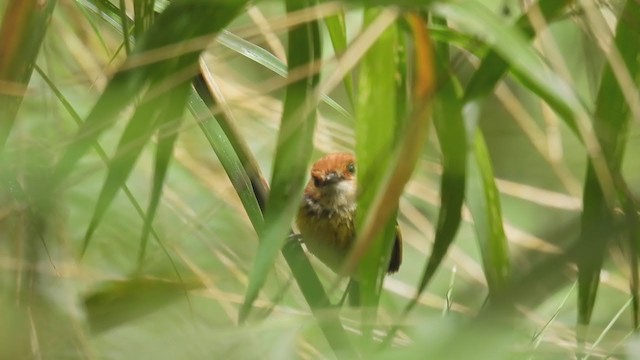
[[0, 0, 639, 358]]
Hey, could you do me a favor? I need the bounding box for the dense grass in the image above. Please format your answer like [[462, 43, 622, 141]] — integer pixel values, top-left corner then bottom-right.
[[0, 0, 639, 358]]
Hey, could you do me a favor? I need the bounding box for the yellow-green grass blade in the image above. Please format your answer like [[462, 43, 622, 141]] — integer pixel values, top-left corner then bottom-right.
[[467, 131, 510, 295], [240, 0, 321, 322], [192, 77, 355, 358], [324, 11, 355, 107], [84, 278, 202, 333], [0, 0, 57, 150], [137, 81, 191, 267], [463, 0, 572, 102], [412, 29, 467, 310], [578, 0, 640, 341], [35, 65, 185, 282], [432, 1, 584, 136], [81, 78, 190, 257], [54, 0, 246, 183], [133, 0, 155, 39], [353, 8, 400, 324]]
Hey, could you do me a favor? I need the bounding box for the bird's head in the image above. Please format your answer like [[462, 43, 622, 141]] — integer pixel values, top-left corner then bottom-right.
[[305, 152, 357, 208]]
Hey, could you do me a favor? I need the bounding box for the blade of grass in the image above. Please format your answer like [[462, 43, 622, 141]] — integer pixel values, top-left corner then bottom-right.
[[380, 17, 467, 345], [433, 1, 619, 204], [240, 0, 321, 322], [0, 0, 57, 150], [343, 12, 436, 308], [133, 0, 155, 39], [216, 30, 351, 121], [410, 16, 467, 311], [353, 7, 400, 320], [118, 0, 132, 53], [53, 0, 246, 183], [84, 278, 201, 333], [578, 0, 640, 342], [463, 0, 572, 102], [467, 131, 510, 296], [188, 87, 264, 230], [324, 11, 354, 107], [191, 75, 356, 358], [81, 78, 187, 256], [35, 65, 186, 279], [432, 1, 583, 136], [138, 80, 191, 267]]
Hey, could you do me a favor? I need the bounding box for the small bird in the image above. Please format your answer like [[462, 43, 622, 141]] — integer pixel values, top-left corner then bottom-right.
[[296, 152, 402, 302]]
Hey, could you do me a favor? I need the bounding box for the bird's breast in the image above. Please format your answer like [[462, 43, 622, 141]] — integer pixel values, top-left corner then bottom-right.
[[296, 195, 356, 272]]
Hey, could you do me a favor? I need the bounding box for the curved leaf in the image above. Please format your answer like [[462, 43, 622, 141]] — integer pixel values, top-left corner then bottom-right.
[[240, 0, 322, 322], [0, 0, 57, 150], [578, 0, 640, 340]]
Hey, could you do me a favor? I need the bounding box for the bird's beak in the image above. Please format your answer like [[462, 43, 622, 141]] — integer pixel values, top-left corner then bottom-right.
[[322, 172, 341, 186]]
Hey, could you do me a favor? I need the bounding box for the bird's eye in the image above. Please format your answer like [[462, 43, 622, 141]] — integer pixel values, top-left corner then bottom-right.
[[347, 163, 356, 174], [313, 176, 323, 187]]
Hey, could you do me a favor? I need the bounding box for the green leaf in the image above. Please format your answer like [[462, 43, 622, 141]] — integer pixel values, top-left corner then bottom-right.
[[354, 8, 400, 314], [192, 73, 355, 357], [84, 278, 202, 333], [119, 0, 132, 53], [324, 11, 354, 106], [82, 79, 187, 256], [138, 81, 191, 266], [133, 0, 156, 39], [467, 131, 510, 295], [463, 0, 572, 102], [0, 0, 57, 150], [188, 87, 264, 230], [216, 30, 352, 121], [240, 0, 321, 322], [412, 30, 467, 309], [54, 0, 246, 182], [432, 1, 586, 135], [578, 0, 640, 339], [35, 64, 187, 290]]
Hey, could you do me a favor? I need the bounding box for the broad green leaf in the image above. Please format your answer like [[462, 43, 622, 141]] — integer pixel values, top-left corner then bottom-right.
[[216, 30, 351, 121], [578, 0, 640, 339], [344, 12, 436, 322], [118, 0, 132, 53], [188, 86, 264, 230], [192, 74, 355, 357], [354, 8, 400, 316], [54, 0, 247, 182], [463, 0, 572, 102], [240, 0, 321, 322], [133, 0, 155, 39], [432, 1, 586, 135], [467, 131, 510, 294], [0, 0, 57, 150], [138, 81, 191, 266], [413, 24, 467, 309], [382, 16, 466, 347], [324, 11, 355, 106], [35, 64, 187, 287], [81, 78, 189, 256], [84, 278, 202, 333]]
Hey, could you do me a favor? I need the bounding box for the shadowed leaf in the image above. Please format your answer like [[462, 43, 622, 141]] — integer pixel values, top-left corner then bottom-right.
[[240, 0, 322, 322], [578, 0, 640, 341], [84, 278, 202, 333], [0, 0, 57, 150]]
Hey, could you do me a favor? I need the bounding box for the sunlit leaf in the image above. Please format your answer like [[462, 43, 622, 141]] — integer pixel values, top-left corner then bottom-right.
[[0, 0, 57, 149], [240, 0, 322, 322], [578, 0, 640, 339]]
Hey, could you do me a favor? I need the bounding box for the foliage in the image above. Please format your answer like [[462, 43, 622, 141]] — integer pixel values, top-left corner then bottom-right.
[[0, 0, 639, 358]]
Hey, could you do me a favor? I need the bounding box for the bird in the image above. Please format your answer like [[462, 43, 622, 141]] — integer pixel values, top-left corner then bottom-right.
[[296, 152, 402, 304]]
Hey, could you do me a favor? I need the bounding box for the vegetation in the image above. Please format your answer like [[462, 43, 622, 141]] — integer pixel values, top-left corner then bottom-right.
[[0, 0, 638, 358]]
